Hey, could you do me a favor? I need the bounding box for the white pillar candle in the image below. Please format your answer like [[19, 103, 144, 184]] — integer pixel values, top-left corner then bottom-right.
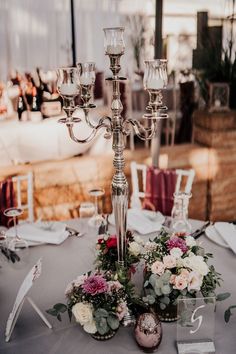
[[80, 76, 93, 85], [60, 83, 78, 95], [106, 44, 123, 55], [147, 78, 164, 90]]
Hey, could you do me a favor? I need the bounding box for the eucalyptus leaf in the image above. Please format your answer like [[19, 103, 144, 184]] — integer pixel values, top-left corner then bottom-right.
[[46, 308, 58, 317], [162, 296, 170, 305], [96, 317, 109, 335], [216, 293, 231, 301], [56, 313, 62, 321], [94, 308, 109, 318], [54, 303, 67, 313], [159, 302, 166, 310], [154, 286, 162, 296], [162, 285, 171, 295], [107, 314, 119, 330], [144, 280, 149, 288]]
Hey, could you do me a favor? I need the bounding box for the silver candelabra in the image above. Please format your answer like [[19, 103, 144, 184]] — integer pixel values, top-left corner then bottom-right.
[[57, 27, 168, 269]]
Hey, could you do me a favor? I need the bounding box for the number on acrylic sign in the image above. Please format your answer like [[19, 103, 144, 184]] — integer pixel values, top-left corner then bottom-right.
[[190, 304, 205, 334]]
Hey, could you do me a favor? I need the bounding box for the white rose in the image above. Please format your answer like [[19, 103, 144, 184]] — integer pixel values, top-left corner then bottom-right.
[[163, 255, 176, 269], [188, 271, 203, 291], [129, 241, 141, 256], [185, 236, 196, 248], [170, 247, 183, 259], [72, 303, 93, 325], [83, 319, 97, 334], [183, 255, 209, 276]]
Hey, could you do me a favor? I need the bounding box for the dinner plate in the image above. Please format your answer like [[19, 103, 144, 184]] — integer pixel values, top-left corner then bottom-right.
[[205, 224, 229, 248]]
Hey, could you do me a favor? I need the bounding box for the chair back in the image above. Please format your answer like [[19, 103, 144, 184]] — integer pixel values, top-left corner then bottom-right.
[[175, 169, 195, 194], [130, 161, 147, 209], [12, 172, 34, 222]]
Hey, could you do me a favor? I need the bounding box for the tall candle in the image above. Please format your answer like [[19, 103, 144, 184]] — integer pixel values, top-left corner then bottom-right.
[[106, 44, 124, 55], [80, 76, 93, 85], [59, 83, 78, 96], [146, 78, 164, 90]]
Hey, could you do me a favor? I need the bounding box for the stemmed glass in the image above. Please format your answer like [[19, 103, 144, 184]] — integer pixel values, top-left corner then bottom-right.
[[57, 67, 81, 124], [88, 188, 105, 228], [4, 207, 29, 265]]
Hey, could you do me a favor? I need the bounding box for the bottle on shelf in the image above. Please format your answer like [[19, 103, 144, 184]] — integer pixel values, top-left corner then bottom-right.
[[17, 90, 26, 120], [31, 87, 40, 112]]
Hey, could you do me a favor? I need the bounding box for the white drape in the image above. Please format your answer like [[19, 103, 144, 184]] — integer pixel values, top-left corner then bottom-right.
[[0, 0, 72, 80], [0, 0, 137, 81]]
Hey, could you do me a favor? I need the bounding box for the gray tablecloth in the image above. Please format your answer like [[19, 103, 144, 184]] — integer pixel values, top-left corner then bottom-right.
[[0, 219, 235, 354]]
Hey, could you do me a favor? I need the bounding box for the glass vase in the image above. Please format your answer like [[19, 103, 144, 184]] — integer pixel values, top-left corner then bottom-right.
[[171, 192, 192, 235]]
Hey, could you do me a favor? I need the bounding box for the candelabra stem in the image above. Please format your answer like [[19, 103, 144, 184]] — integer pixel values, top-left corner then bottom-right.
[[110, 77, 128, 267]]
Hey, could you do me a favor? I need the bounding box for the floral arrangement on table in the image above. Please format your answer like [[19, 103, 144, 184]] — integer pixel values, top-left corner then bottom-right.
[[95, 230, 144, 274], [47, 270, 135, 339], [142, 229, 222, 321]]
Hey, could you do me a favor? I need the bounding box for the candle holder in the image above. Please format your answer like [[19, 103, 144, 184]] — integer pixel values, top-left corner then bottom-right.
[[57, 27, 169, 269], [143, 59, 168, 120], [57, 67, 81, 124]]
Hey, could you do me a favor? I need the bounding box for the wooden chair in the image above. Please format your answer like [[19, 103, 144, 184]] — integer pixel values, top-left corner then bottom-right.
[[130, 161, 195, 209], [12, 172, 34, 222]]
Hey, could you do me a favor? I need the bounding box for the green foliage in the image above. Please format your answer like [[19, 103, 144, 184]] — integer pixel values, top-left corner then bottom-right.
[[46, 303, 68, 322], [224, 305, 236, 323]]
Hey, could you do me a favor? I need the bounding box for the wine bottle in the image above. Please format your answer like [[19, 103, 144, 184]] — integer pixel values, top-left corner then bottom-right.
[[17, 90, 26, 120], [31, 87, 40, 111]]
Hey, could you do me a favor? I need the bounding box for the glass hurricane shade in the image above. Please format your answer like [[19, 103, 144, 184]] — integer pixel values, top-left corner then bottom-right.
[[57, 67, 80, 97], [143, 59, 168, 90], [103, 27, 125, 55], [77, 62, 96, 86]]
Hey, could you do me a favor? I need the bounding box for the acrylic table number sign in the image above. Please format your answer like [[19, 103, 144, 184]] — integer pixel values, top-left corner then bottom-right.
[[5, 258, 52, 342], [177, 297, 216, 354]]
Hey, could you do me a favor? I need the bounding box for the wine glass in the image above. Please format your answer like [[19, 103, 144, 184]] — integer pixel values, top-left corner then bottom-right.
[[57, 67, 81, 124], [88, 188, 105, 228], [4, 207, 29, 265]]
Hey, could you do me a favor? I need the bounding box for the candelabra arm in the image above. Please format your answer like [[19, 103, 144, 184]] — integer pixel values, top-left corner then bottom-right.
[[66, 120, 112, 144], [127, 118, 157, 141]]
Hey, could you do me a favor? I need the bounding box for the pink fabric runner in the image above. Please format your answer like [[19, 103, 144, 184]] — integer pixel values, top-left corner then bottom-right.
[[143, 167, 177, 216], [0, 179, 15, 226]]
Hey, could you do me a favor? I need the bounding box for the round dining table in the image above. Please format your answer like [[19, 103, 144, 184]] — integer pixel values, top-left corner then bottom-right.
[[0, 218, 235, 354]]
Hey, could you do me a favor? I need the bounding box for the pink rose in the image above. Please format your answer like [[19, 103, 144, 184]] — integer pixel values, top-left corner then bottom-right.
[[173, 275, 188, 290], [163, 255, 176, 269], [188, 271, 203, 291], [151, 260, 165, 275], [170, 274, 176, 284], [116, 301, 128, 320], [107, 280, 123, 293], [180, 269, 190, 280]]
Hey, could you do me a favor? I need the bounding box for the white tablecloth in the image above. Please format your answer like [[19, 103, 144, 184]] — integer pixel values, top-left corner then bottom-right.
[[0, 219, 235, 353]]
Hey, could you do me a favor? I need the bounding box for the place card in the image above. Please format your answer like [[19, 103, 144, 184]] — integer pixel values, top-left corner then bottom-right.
[[177, 296, 216, 354], [5, 259, 52, 342]]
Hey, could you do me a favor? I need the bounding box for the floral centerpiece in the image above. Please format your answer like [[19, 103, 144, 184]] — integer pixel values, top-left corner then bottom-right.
[[95, 230, 143, 274], [47, 271, 130, 340], [142, 229, 221, 321]]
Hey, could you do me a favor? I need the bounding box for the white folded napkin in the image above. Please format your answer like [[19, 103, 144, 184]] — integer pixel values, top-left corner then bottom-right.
[[6, 222, 69, 245], [214, 222, 236, 254], [127, 209, 163, 234]]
